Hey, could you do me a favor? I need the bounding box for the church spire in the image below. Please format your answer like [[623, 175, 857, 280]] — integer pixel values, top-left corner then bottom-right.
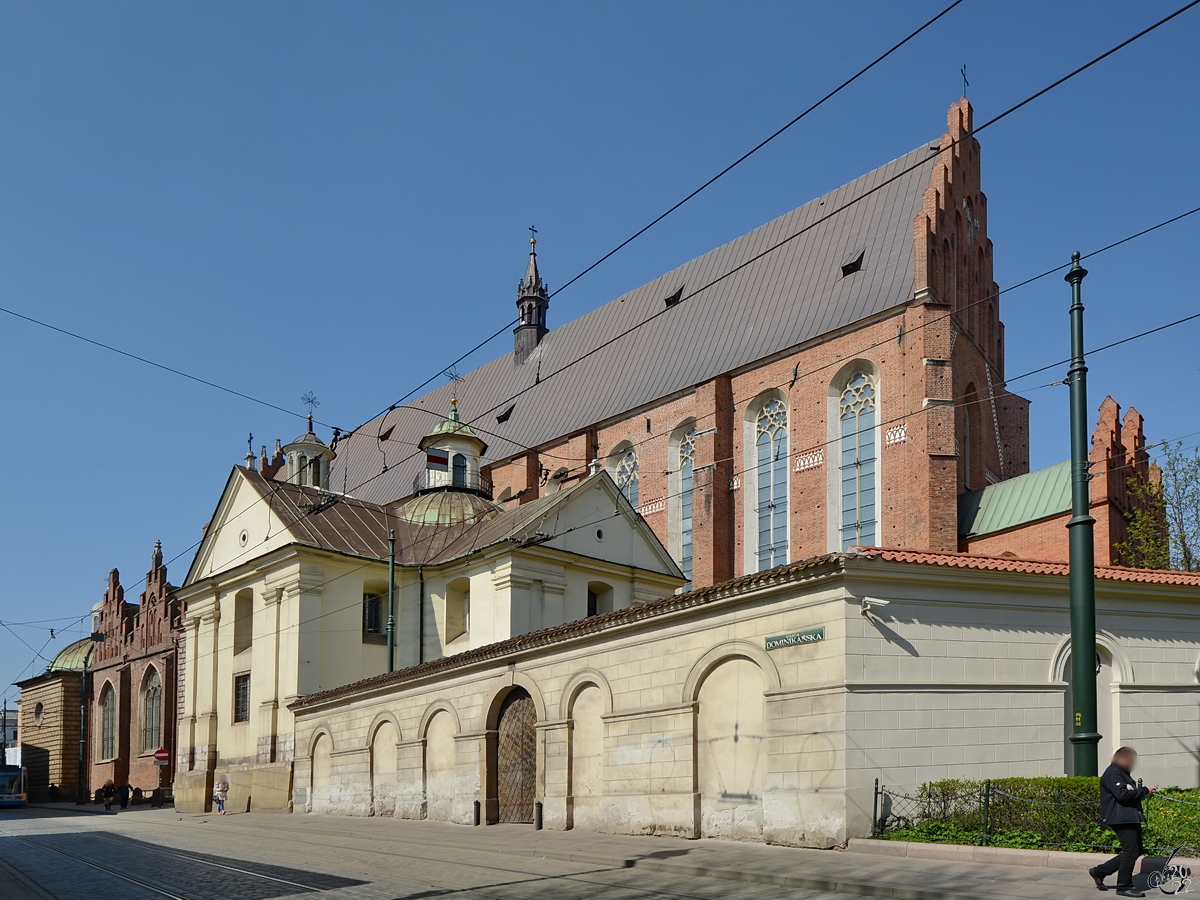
[[514, 227, 549, 364]]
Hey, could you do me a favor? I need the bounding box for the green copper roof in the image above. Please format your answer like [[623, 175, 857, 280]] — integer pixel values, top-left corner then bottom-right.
[[958, 460, 1072, 537], [47, 638, 93, 673], [395, 490, 501, 527], [417, 399, 487, 453]]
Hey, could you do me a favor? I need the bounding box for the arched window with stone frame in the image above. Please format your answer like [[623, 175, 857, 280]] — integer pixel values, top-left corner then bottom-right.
[[669, 420, 698, 583], [744, 392, 788, 572], [607, 442, 639, 509], [141, 667, 162, 753], [99, 682, 116, 761], [829, 361, 880, 551]]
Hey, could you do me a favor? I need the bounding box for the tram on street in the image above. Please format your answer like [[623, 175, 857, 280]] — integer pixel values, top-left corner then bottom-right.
[[0, 764, 28, 807]]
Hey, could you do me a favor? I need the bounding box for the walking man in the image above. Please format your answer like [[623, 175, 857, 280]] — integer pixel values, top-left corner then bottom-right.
[[1090, 747, 1157, 897]]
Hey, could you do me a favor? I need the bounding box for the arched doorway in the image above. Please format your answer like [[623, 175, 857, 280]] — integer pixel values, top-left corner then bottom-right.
[[496, 688, 537, 823], [696, 658, 766, 839]]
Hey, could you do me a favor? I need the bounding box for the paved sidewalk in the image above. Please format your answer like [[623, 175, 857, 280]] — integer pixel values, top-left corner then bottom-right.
[[257, 815, 1133, 900]]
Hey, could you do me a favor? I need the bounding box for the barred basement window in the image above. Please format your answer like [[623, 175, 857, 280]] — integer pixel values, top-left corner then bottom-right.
[[233, 673, 251, 724], [362, 593, 382, 635]]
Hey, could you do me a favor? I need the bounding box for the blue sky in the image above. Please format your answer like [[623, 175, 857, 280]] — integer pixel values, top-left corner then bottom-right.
[[2, 1, 1198, 701]]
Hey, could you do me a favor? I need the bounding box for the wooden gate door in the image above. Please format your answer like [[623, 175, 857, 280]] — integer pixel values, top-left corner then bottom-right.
[[496, 689, 536, 823]]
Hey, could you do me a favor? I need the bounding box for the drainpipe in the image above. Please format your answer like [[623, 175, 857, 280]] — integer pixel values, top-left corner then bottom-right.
[[386, 530, 396, 674], [77, 657, 88, 804], [417, 566, 425, 665]]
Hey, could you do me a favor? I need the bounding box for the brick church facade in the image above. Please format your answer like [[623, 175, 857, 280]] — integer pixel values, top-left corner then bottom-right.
[[278, 99, 1144, 589], [88, 542, 183, 795]]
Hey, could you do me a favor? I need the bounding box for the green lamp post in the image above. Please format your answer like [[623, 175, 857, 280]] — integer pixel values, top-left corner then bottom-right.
[[1065, 251, 1100, 776]]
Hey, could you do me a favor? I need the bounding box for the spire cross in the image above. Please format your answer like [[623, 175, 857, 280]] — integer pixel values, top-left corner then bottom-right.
[[247, 432, 253, 455], [960, 64, 968, 99], [529, 225, 537, 250]]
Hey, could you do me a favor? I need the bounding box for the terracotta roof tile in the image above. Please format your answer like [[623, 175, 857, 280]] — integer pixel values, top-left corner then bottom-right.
[[290, 552, 847, 709], [857, 547, 1200, 586], [290, 547, 1200, 711]]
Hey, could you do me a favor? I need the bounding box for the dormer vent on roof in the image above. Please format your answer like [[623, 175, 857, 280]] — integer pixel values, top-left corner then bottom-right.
[[514, 231, 550, 364]]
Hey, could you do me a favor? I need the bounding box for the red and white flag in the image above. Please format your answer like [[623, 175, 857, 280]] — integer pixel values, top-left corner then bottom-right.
[[426, 450, 449, 472]]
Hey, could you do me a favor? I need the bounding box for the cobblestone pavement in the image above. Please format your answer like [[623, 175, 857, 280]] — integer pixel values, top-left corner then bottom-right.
[[0, 806, 1117, 900], [0, 806, 867, 900]]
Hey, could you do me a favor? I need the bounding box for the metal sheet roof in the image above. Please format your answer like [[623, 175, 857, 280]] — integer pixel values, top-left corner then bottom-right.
[[957, 460, 1072, 538], [333, 142, 939, 506], [48, 638, 93, 673], [241, 468, 642, 568]]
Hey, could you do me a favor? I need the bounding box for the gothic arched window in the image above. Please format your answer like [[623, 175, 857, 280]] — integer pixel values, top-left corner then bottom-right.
[[678, 427, 696, 582], [755, 398, 788, 571], [452, 453, 467, 488], [99, 684, 116, 761], [142, 668, 162, 753], [838, 371, 878, 550], [610, 445, 639, 508]]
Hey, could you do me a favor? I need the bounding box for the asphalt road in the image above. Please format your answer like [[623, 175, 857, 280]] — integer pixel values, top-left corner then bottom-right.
[[0, 806, 858, 900]]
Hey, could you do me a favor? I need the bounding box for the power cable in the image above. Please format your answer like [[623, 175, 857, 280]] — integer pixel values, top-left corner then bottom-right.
[[361, 198, 1200, 499], [0, 2, 967, 442], [526, 308, 1200, 551], [461, 0, 1200, 432], [373, 0, 1200, 458], [354, 0, 968, 425], [0, 304, 328, 429], [177, 299, 1200, 678], [35, 2, 1200, 631]]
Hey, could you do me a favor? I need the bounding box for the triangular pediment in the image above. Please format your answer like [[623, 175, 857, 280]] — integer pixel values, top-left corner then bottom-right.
[[511, 473, 684, 578], [183, 468, 298, 587]]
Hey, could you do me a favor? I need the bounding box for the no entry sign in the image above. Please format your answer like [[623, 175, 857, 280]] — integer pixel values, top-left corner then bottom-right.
[[153, 748, 170, 766]]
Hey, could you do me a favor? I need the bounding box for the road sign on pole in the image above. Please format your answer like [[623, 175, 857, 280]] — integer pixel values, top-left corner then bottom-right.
[[153, 748, 170, 766]]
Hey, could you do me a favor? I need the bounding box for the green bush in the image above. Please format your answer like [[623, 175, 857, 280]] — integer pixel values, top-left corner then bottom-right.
[[877, 777, 1200, 854]]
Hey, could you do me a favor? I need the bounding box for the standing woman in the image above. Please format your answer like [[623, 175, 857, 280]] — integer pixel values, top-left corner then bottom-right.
[[213, 776, 229, 815]]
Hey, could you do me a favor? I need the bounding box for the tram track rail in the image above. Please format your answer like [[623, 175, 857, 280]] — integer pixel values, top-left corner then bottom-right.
[[3, 805, 771, 900]]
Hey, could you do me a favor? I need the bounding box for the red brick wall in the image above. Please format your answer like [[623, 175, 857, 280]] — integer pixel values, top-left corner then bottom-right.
[[87, 545, 182, 795], [478, 100, 1036, 589]]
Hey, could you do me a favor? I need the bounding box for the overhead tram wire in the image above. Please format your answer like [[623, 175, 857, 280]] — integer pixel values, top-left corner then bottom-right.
[[177, 372, 1200, 681], [86, 2, 1200, 597], [212, 298, 1200, 668], [365, 197, 1200, 494], [168, 291, 1200, 680], [529, 343, 1200, 554], [552, 202, 1200, 467], [349, 0, 968, 427], [362, 191, 1200, 474], [0, 4, 966, 448], [0, 304, 334, 430], [448, 0, 1200, 438]]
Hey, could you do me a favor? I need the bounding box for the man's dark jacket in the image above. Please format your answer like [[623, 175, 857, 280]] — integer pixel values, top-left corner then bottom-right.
[[1100, 762, 1148, 825]]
